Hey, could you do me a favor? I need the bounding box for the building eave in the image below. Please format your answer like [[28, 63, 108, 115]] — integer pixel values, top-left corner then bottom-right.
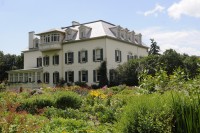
[[62, 35, 149, 49], [7, 67, 43, 73]]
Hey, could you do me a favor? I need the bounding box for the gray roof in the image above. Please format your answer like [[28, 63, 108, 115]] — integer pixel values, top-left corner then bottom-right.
[[62, 20, 116, 39], [36, 28, 65, 35], [35, 20, 147, 47]]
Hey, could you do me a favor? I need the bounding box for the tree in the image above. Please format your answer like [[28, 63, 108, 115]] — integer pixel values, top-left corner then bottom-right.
[[98, 61, 109, 88], [148, 39, 160, 55], [159, 49, 184, 75], [116, 59, 140, 86], [0, 51, 23, 82]]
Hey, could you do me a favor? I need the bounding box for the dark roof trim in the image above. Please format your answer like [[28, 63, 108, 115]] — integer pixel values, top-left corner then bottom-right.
[[61, 20, 116, 29]]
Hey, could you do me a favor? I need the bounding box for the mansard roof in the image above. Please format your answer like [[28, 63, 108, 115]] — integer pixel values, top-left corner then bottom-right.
[[35, 20, 147, 47]]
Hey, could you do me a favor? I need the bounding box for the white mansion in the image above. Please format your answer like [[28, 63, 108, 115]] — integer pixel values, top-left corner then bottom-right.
[[7, 20, 148, 86]]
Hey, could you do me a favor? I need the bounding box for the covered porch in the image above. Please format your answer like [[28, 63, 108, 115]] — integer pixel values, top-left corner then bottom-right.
[[7, 68, 43, 84]]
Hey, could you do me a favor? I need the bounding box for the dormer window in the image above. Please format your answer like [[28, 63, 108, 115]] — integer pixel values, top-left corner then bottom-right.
[[65, 28, 77, 41], [79, 25, 91, 39]]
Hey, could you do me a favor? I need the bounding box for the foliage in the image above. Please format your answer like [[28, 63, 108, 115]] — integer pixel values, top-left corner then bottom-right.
[[98, 61, 109, 88], [54, 91, 82, 109], [17, 94, 54, 114], [116, 59, 140, 86], [0, 51, 23, 81], [116, 92, 174, 133], [0, 82, 6, 92], [0, 80, 200, 132], [171, 93, 200, 133], [114, 49, 200, 86], [148, 38, 160, 55], [74, 81, 88, 87]]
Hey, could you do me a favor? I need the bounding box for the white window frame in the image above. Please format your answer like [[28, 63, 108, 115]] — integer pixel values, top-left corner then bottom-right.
[[115, 50, 122, 62], [79, 50, 87, 63]]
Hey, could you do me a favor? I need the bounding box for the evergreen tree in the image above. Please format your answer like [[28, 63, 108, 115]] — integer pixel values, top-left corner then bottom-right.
[[98, 61, 108, 88], [148, 39, 160, 55]]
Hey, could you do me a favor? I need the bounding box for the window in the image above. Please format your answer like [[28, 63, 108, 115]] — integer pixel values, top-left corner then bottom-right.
[[93, 70, 101, 82], [43, 72, 50, 83], [43, 56, 49, 66], [14, 74, 18, 82], [9, 74, 13, 82], [78, 50, 88, 63], [93, 48, 103, 62], [115, 50, 122, 62], [127, 53, 133, 61], [37, 57, 42, 67], [19, 73, 23, 82], [65, 71, 74, 83], [51, 33, 60, 42], [65, 52, 74, 64], [53, 71, 59, 84], [109, 69, 116, 82], [32, 73, 35, 82], [53, 55, 59, 65], [37, 72, 41, 81], [79, 70, 88, 82], [134, 55, 138, 59], [24, 73, 28, 82]]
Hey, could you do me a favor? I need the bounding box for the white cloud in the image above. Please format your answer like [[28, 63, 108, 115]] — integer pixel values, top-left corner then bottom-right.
[[143, 4, 165, 17], [168, 0, 200, 19], [138, 27, 200, 56]]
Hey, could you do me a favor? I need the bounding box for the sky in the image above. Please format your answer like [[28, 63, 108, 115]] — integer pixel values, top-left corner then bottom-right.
[[0, 0, 200, 55]]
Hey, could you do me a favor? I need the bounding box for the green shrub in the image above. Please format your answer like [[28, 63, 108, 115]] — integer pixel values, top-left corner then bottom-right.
[[42, 118, 88, 132], [116, 92, 173, 133], [74, 81, 87, 87], [54, 91, 82, 109], [0, 83, 6, 92], [43, 107, 88, 120], [17, 94, 54, 114]]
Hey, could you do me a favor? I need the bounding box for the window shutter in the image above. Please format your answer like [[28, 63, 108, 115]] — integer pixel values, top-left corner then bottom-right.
[[120, 51, 122, 62], [86, 70, 88, 82], [43, 57, 45, 66], [53, 56, 55, 65], [109, 69, 112, 81], [115, 50, 117, 62], [71, 52, 74, 64], [85, 51, 88, 62], [37, 58, 39, 67], [57, 55, 59, 65], [93, 49, 95, 62], [65, 72, 68, 82], [40, 58, 42, 67], [43, 73, 45, 83], [93, 70, 96, 82], [65, 53, 67, 64], [53, 73, 55, 83], [78, 52, 80, 63], [47, 57, 49, 65], [57, 72, 60, 83], [72, 71, 74, 82], [79, 71, 81, 82], [47, 73, 49, 83], [100, 49, 103, 61]]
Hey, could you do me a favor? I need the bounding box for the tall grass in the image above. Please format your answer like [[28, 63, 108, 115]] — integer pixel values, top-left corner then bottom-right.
[[171, 93, 200, 133]]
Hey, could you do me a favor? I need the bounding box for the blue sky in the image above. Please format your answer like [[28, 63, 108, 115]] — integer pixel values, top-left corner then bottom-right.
[[0, 0, 200, 55]]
